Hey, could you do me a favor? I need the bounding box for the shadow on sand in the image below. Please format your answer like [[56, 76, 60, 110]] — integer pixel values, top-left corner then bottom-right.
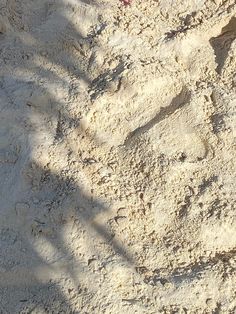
[[0, 1, 132, 312]]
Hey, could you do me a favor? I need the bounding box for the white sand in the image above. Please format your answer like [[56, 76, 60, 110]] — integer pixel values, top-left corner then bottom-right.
[[0, 0, 236, 312]]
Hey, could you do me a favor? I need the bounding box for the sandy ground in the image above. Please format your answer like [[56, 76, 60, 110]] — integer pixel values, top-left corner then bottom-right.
[[0, 0, 236, 313]]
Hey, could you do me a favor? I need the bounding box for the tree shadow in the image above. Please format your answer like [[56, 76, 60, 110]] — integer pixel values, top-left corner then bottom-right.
[[0, 1, 132, 312]]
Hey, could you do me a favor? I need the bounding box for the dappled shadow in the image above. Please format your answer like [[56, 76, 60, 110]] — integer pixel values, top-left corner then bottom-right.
[[0, 0, 131, 312]]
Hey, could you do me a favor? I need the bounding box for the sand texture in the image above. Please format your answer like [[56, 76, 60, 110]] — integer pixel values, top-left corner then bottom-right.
[[0, 0, 236, 313]]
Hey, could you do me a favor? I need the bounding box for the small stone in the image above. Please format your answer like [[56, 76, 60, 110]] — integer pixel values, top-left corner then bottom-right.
[[206, 298, 213, 306]]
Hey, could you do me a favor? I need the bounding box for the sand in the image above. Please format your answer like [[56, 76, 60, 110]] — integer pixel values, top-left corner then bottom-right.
[[0, 0, 236, 313]]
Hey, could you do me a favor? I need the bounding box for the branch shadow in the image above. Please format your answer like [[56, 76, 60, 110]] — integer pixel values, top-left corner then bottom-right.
[[0, 1, 132, 312]]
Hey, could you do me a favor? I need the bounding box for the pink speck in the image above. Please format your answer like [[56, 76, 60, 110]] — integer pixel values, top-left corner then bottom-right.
[[120, 0, 131, 5]]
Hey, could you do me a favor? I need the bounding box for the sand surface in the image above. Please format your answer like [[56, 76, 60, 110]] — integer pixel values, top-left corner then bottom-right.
[[0, 0, 236, 313]]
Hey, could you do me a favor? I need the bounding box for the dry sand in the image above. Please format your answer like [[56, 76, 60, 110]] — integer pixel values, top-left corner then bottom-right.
[[0, 0, 236, 313]]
